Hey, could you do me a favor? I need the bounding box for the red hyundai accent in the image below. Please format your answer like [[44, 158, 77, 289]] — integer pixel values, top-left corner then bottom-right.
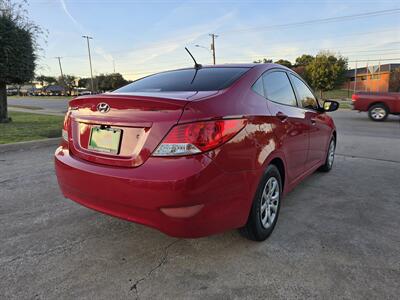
[[55, 64, 338, 241]]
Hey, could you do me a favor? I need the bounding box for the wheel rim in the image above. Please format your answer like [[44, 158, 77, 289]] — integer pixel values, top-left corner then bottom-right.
[[260, 177, 279, 229], [328, 140, 335, 167], [371, 107, 386, 119]]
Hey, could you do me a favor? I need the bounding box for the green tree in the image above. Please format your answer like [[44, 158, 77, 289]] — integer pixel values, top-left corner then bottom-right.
[[36, 75, 57, 86], [274, 59, 292, 68], [0, 0, 42, 122], [96, 73, 128, 91], [78, 77, 90, 89], [58, 75, 76, 95], [306, 52, 348, 98], [292, 54, 314, 84], [253, 58, 273, 64], [295, 54, 314, 67]]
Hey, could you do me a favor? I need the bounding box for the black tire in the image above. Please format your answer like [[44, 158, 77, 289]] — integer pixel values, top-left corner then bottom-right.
[[368, 104, 388, 122], [319, 137, 336, 172], [240, 165, 282, 241]]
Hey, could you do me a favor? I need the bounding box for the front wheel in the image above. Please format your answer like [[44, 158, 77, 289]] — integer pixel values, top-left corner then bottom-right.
[[240, 165, 282, 241], [368, 104, 388, 121]]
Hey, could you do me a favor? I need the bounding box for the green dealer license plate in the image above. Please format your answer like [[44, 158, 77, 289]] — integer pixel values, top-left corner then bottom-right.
[[89, 126, 122, 154]]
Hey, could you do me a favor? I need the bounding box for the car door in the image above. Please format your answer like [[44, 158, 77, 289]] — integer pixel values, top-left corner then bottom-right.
[[261, 70, 310, 183], [288, 73, 331, 169]]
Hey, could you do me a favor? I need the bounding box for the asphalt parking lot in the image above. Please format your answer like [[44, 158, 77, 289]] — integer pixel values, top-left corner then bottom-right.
[[1, 110, 399, 299], [8, 98, 69, 113]]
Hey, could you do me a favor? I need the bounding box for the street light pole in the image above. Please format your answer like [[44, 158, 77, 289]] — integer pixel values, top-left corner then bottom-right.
[[195, 44, 212, 65], [82, 35, 94, 94], [209, 33, 218, 65]]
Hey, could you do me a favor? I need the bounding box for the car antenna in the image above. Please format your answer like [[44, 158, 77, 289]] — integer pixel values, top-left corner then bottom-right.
[[185, 47, 202, 69]]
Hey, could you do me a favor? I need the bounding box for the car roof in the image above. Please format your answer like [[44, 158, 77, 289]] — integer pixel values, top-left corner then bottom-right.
[[200, 63, 259, 68], [163, 63, 286, 72]]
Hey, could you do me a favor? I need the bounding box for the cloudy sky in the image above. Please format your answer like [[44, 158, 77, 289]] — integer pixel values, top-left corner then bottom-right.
[[27, 0, 400, 80]]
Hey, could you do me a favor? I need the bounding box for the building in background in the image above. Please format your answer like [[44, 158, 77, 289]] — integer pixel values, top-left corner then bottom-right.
[[344, 63, 400, 93]]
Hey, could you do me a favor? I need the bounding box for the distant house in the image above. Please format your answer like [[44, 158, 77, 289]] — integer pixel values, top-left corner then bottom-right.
[[343, 63, 400, 93]]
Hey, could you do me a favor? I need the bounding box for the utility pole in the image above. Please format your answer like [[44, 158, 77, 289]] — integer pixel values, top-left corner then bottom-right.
[[377, 59, 381, 93], [354, 60, 357, 94], [209, 33, 218, 65], [82, 35, 94, 94], [55, 56, 65, 83], [113, 60, 116, 73], [365, 60, 369, 92], [55, 56, 65, 94]]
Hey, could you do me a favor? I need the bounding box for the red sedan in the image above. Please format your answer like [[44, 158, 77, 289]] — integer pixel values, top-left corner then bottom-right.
[[55, 64, 338, 241]]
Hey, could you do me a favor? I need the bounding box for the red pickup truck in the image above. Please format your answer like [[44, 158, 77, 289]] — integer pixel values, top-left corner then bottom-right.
[[352, 92, 400, 121]]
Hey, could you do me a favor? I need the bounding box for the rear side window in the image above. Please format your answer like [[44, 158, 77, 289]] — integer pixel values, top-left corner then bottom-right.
[[252, 77, 264, 96], [289, 74, 319, 110], [113, 67, 250, 93], [262, 72, 297, 106]]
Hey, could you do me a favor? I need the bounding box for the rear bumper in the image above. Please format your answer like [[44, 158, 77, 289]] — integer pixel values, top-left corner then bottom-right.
[[55, 146, 258, 238]]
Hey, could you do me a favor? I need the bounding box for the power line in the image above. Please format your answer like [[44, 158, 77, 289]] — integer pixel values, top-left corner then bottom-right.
[[216, 28, 399, 52], [48, 53, 400, 80], [346, 52, 400, 57], [218, 8, 400, 35], [348, 58, 400, 62], [46, 9, 400, 60], [49, 41, 400, 73], [50, 27, 399, 64], [40, 9, 400, 77], [47, 44, 400, 77]]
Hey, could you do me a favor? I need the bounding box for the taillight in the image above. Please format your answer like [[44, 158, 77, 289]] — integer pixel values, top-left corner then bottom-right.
[[62, 129, 68, 141], [152, 119, 247, 156], [62, 109, 71, 142], [351, 94, 359, 101]]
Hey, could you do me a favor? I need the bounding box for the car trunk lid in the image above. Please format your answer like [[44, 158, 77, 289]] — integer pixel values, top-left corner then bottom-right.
[[67, 92, 214, 167]]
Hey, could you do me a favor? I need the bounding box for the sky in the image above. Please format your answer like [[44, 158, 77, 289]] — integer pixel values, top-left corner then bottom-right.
[[25, 0, 400, 80]]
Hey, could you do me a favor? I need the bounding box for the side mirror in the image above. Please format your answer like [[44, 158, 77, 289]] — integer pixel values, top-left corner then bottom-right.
[[322, 100, 339, 112]]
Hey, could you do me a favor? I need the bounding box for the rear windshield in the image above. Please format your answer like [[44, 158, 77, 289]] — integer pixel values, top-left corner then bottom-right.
[[113, 67, 250, 93]]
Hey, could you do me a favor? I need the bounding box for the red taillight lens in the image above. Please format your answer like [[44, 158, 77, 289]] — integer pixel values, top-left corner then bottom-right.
[[62, 109, 71, 142], [351, 94, 359, 101], [153, 119, 246, 156]]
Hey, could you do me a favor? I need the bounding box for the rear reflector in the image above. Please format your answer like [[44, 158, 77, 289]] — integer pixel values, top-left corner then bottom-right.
[[152, 119, 246, 156], [160, 204, 204, 218]]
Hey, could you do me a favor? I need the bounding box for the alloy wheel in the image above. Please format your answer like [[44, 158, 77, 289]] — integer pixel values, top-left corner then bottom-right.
[[328, 140, 335, 167], [260, 177, 280, 229]]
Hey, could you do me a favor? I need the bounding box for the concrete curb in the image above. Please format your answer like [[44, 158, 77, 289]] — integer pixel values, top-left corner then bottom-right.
[[0, 137, 61, 154]]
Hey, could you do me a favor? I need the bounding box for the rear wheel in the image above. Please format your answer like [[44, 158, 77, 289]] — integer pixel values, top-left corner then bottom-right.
[[368, 104, 388, 121], [240, 165, 282, 241], [319, 138, 335, 172]]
